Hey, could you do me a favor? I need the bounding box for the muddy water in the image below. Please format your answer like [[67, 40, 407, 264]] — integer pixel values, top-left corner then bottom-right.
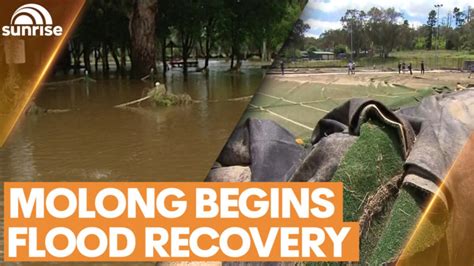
[[0, 63, 264, 182]]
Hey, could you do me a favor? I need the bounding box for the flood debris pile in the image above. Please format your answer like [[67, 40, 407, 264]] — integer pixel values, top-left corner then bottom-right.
[[147, 84, 192, 107], [114, 83, 193, 108], [207, 89, 474, 264]]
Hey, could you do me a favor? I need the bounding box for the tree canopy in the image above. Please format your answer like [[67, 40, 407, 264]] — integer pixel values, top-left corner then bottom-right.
[[312, 6, 474, 58], [62, 0, 306, 77]]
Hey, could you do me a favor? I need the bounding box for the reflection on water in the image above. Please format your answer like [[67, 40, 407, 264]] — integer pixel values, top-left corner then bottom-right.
[[0, 61, 264, 182]]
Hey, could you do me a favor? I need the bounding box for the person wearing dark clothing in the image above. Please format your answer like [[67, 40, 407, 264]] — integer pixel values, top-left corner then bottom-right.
[[421, 61, 425, 74], [280, 60, 284, 75], [398, 62, 402, 74], [408, 63, 413, 75], [402, 62, 406, 74]]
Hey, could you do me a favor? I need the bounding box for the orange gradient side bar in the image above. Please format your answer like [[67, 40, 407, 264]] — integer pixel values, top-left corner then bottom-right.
[[398, 134, 474, 265], [0, 0, 85, 146]]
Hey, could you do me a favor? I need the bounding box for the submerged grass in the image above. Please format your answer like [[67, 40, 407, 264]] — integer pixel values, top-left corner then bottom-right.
[[147, 85, 192, 106]]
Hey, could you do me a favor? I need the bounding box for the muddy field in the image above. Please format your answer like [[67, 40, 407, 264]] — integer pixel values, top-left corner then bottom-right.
[[271, 70, 473, 89]]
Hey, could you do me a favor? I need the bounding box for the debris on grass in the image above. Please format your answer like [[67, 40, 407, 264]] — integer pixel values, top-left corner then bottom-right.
[[295, 137, 312, 148], [147, 83, 192, 106], [359, 174, 403, 239]]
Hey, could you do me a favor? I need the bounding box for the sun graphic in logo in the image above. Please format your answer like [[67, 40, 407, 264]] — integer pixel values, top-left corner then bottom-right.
[[2, 3, 62, 36], [11, 3, 53, 25]]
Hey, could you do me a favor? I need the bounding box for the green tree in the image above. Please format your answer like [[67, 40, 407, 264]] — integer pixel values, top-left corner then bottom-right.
[[199, 0, 223, 70], [425, 10, 437, 49], [284, 19, 310, 59], [319, 29, 346, 51], [265, 2, 304, 60], [341, 9, 368, 57], [460, 17, 474, 50], [453, 7, 466, 28], [246, 0, 297, 62], [398, 20, 416, 50], [167, 0, 203, 74], [366, 7, 402, 58], [156, 0, 172, 77]]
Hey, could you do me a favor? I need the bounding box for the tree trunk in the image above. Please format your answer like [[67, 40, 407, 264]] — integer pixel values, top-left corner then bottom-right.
[[203, 32, 211, 70], [161, 37, 167, 78], [94, 49, 99, 71], [203, 18, 215, 69], [235, 50, 242, 72], [110, 44, 121, 73], [204, 37, 210, 69], [129, 0, 157, 79], [72, 46, 80, 74], [181, 32, 193, 75], [102, 42, 109, 73], [120, 44, 127, 74], [182, 39, 188, 75], [83, 44, 91, 72]]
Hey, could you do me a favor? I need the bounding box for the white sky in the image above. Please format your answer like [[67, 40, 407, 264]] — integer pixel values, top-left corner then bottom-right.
[[302, 0, 472, 38]]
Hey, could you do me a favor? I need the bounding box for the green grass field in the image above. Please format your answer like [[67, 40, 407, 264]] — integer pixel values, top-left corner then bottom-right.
[[286, 50, 474, 70], [242, 76, 434, 138]]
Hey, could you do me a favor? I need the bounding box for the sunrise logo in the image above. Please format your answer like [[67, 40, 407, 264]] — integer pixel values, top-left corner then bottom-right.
[[2, 3, 63, 37]]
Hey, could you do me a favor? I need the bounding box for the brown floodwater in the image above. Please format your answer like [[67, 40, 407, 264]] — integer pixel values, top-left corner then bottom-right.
[[0, 62, 264, 182]]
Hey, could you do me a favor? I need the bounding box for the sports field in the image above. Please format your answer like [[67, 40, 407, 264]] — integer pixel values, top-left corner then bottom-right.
[[240, 70, 474, 264], [243, 71, 472, 137], [286, 50, 474, 70]]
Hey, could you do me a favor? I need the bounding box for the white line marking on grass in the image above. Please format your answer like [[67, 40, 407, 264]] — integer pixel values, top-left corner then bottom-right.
[[371, 94, 404, 98], [249, 104, 313, 131], [257, 92, 329, 113]]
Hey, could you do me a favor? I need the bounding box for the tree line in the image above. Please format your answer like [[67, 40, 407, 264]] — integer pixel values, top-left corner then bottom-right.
[[58, 0, 307, 78], [308, 6, 474, 59]]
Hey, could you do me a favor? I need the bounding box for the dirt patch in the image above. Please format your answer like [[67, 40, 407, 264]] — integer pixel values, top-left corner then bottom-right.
[[270, 71, 472, 91]]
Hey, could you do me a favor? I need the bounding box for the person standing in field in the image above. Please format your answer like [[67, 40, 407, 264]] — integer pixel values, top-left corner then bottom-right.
[[421, 61, 425, 74], [352, 62, 356, 75], [402, 62, 406, 74], [398, 62, 402, 74], [408, 63, 413, 75], [469, 65, 474, 78], [348, 61, 353, 75], [280, 60, 285, 75]]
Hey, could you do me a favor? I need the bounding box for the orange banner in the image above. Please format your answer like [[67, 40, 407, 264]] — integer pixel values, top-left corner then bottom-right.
[[4, 182, 359, 262]]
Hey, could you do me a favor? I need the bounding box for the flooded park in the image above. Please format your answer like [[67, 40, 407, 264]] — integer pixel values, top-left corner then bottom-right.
[[0, 0, 306, 183], [0, 60, 264, 182]]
